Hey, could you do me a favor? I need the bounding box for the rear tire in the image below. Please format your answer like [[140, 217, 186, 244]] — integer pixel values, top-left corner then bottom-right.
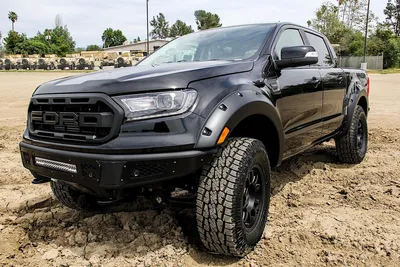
[[336, 105, 368, 163], [196, 138, 271, 257], [51, 180, 98, 211]]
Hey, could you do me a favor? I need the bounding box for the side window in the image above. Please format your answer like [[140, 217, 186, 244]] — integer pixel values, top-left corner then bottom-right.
[[274, 29, 304, 60], [305, 32, 333, 66]]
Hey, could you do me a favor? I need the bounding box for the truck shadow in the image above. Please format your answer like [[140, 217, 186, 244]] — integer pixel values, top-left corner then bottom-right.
[[18, 143, 351, 265]]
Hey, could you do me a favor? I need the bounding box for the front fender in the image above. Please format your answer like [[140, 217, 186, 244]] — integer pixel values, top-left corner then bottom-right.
[[195, 89, 284, 160]]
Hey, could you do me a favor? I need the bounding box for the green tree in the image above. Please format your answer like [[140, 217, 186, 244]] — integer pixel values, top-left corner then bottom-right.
[[4, 31, 27, 54], [0, 31, 4, 57], [102, 28, 127, 47], [150, 13, 170, 39], [368, 25, 400, 68], [86, 44, 103, 51], [48, 25, 75, 56], [307, 2, 349, 44], [194, 10, 222, 30], [308, 1, 379, 56], [32, 24, 75, 56], [55, 14, 63, 28], [133, 37, 141, 43], [337, 0, 377, 33], [3, 14, 76, 56], [384, 0, 400, 35], [19, 39, 49, 55], [347, 31, 365, 56], [75, 47, 85, 53], [310, 0, 400, 68], [8, 11, 18, 32], [170, 20, 194, 37]]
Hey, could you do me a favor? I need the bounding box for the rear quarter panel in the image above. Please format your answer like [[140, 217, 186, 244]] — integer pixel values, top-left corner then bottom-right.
[[340, 69, 369, 133]]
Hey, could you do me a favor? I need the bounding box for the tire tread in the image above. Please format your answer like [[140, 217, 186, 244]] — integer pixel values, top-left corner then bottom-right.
[[51, 181, 97, 211], [196, 138, 270, 256], [336, 105, 368, 164]]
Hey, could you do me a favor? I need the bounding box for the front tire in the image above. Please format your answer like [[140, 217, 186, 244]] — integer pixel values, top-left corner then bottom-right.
[[196, 138, 271, 257], [336, 105, 368, 163], [51, 180, 98, 211]]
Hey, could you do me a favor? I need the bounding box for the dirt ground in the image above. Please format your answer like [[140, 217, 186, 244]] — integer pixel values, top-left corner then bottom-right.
[[0, 72, 399, 266]]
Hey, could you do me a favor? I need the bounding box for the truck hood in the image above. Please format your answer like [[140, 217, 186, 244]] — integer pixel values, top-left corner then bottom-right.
[[34, 60, 254, 95]]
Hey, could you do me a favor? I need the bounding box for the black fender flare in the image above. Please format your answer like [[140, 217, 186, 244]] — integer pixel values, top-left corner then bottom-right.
[[341, 82, 368, 135], [195, 89, 284, 164]]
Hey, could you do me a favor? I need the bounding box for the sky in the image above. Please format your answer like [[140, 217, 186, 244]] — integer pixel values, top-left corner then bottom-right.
[[0, 0, 387, 48]]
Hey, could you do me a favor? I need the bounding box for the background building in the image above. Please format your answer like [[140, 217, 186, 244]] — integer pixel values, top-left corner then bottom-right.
[[104, 40, 169, 53]]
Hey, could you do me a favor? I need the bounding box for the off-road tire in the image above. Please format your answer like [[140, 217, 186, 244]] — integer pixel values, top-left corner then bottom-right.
[[51, 180, 98, 211], [196, 138, 271, 257], [336, 105, 368, 163]]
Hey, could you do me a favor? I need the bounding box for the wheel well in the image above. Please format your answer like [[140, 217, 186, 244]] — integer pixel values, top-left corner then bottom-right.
[[230, 115, 280, 167], [358, 96, 368, 116]]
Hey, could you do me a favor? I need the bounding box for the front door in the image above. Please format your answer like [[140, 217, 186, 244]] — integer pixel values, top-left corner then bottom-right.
[[277, 69, 323, 158], [271, 27, 324, 158]]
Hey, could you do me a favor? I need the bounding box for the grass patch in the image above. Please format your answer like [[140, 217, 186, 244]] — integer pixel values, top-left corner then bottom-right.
[[367, 69, 400, 74]]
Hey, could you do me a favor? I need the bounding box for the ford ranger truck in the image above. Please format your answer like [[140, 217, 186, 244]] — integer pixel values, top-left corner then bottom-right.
[[20, 23, 369, 257]]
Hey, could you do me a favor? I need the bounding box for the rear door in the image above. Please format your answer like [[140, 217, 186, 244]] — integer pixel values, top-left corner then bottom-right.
[[304, 32, 346, 135], [270, 27, 324, 158]]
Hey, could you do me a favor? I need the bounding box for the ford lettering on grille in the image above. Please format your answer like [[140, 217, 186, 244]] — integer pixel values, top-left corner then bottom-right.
[[28, 95, 119, 143], [30, 111, 110, 133]]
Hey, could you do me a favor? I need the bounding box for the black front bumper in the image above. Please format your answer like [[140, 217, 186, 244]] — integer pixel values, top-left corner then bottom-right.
[[20, 141, 215, 199]]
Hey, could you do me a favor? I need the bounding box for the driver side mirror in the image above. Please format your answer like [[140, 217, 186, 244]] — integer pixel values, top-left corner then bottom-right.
[[275, 45, 318, 69]]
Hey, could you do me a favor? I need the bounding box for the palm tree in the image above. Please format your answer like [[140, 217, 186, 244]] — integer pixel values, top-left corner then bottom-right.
[[8, 11, 18, 32]]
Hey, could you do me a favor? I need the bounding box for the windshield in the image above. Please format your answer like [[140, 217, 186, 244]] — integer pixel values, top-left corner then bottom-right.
[[138, 24, 275, 66]]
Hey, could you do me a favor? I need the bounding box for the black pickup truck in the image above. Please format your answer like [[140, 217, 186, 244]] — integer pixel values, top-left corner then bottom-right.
[[20, 23, 369, 256]]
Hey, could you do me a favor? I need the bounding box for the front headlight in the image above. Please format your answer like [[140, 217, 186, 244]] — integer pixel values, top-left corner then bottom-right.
[[113, 89, 197, 121]]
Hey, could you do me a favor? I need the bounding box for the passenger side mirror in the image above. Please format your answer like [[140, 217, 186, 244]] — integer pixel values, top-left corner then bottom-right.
[[275, 45, 318, 69]]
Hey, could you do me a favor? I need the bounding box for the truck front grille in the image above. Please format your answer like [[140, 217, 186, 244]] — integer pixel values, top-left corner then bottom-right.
[[28, 94, 122, 144]]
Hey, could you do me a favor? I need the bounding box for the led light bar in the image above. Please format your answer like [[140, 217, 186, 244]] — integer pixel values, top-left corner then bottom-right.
[[35, 157, 77, 174]]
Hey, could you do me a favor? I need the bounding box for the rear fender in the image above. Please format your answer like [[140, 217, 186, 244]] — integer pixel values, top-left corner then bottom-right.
[[341, 74, 368, 134]]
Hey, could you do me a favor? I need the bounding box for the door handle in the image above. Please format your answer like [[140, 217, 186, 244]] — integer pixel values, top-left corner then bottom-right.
[[311, 77, 320, 83], [337, 76, 344, 83], [311, 77, 321, 88]]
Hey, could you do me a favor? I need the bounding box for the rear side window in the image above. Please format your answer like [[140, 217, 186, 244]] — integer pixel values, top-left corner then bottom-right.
[[305, 32, 333, 66], [274, 29, 304, 60]]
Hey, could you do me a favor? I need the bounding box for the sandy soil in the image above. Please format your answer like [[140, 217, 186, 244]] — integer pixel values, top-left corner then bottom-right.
[[0, 72, 399, 266]]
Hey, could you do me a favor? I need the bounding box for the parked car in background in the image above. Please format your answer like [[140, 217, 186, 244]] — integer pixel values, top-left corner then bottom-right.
[[58, 54, 79, 70], [37, 54, 57, 70], [114, 51, 134, 68], [102, 51, 118, 67], [17, 55, 38, 70], [74, 51, 95, 70]]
